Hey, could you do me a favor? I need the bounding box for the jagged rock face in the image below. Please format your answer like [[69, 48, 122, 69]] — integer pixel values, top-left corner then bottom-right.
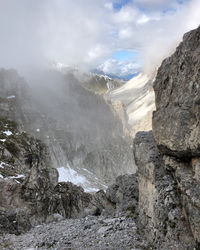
[[164, 155, 200, 243], [133, 131, 195, 249], [0, 127, 59, 234], [137, 26, 200, 248], [0, 103, 93, 234], [153, 26, 200, 158]]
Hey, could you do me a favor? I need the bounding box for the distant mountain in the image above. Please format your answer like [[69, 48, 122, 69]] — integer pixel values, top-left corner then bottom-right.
[[107, 73, 156, 137], [91, 68, 140, 81], [51, 62, 124, 93]]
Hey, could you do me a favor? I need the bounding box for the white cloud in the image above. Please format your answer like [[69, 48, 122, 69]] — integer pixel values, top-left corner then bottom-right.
[[0, 0, 199, 76], [111, 0, 200, 74], [137, 14, 150, 24], [104, 2, 113, 10], [99, 58, 140, 77], [0, 0, 113, 72]]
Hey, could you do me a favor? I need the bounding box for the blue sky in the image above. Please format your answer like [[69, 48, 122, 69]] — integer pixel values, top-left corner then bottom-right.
[[113, 0, 132, 10], [113, 50, 137, 61]]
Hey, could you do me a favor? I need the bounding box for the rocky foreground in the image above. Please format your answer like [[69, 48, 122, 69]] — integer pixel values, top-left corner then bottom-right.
[[0, 215, 146, 250], [0, 173, 147, 250]]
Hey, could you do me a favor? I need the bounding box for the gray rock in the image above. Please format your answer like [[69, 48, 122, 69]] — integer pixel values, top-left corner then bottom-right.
[[106, 174, 138, 214], [97, 225, 113, 235], [151, 24, 200, 246], [133, 131, 195, 249], [0, 215, 146, 250], [152, 25, 200, 158]]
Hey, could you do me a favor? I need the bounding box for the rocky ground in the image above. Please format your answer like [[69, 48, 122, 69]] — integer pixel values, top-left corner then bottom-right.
[[0, 215, 147, 250]]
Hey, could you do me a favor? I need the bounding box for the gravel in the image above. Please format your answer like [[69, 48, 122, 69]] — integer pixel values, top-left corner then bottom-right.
[[0, 215, 146, 250]]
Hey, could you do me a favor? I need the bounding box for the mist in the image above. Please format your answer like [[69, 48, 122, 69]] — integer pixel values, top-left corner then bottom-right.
[[0, 0, 200, 77]]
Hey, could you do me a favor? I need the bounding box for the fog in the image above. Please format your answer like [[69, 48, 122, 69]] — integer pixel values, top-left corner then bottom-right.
[[0, 0, 200, 76]]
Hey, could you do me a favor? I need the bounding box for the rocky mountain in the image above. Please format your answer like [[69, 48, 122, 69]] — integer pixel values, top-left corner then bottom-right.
[[0, 68, 135, 192], [0, 66, 137, 238]]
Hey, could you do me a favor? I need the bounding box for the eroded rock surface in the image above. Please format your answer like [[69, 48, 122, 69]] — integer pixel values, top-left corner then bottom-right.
[[106, 174, 138, 216], [133, 25, 200, 249], [0, 125, 94, 235], [133, 131, 195, 249], [153, 26, 200, 158]]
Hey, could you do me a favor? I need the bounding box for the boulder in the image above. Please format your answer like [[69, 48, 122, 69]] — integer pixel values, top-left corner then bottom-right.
[[106, 174, 138, 215]]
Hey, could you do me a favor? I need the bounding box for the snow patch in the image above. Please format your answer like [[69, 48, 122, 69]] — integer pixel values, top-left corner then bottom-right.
[[57, 165, 103, 192], [0, 162, 5, 168], [36, 128, 40, 132], [7, 95, 16, 99], [8, 174, 25, 179], [57, 165, 87, 185], [85, 187, 99, 192], [0, 139, 6, 142], [3, 130, 13, 136], [2, 174, 25, 180]]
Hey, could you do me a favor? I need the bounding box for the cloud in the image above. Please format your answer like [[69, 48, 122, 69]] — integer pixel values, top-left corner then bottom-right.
[[0, 0, 113, 72], [0, 0, 199, 76], [110, 0, 200, 74], [99, 58, 140, 77]]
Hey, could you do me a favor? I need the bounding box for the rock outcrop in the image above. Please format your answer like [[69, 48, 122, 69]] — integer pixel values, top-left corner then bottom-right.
[[133, 26, 200, 248], [0, 120, 94, 235], [134, 132, 195, 249], [152, 25, 200, 245], [153, 26, 200, 158]]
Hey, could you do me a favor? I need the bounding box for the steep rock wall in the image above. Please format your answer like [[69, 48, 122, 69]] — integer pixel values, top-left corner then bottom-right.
[[153, 26, 200, 157], [152, 25, 200, 245], [134, 26, 200, 248]]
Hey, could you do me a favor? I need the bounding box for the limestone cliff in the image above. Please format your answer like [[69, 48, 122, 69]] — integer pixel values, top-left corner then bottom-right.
[[134, 26, 200, 248]]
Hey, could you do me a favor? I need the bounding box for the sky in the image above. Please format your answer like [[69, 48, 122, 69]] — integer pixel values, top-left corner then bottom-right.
[[0, 0, 200, 78]]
